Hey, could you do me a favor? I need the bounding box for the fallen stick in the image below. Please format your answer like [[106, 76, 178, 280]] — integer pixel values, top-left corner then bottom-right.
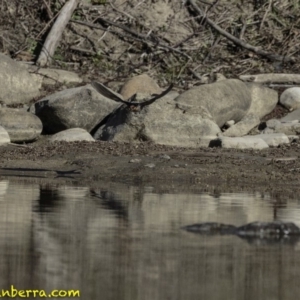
[[187, 0, 295, 63], [239, 74, 300, 84], [71, 19, 191, 60], [36, 0, 79, 67]]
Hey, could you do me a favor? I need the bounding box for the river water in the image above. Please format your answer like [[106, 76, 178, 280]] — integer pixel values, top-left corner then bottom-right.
[[0, 180, 300, 300]]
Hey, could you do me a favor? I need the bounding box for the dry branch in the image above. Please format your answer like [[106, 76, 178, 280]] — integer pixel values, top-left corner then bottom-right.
[[71, 19, 191, 60], [239, 73, 300, 84], [187, 0, 295, 63], [37, 0, 79, 67]]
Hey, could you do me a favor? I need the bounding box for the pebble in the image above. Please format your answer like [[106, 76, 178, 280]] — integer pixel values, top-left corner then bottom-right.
[[129, 158, 142, 163], [145, 163, 155, 168], [158, 154, 171, 160]]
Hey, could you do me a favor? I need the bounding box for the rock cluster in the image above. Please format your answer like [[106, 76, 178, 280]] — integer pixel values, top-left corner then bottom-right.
[[0, 53, 299, 149]]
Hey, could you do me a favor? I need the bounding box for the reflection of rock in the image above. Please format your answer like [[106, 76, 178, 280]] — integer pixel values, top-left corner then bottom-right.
[[0, 182, 40, 287], [183, 221, 300, 243], [0, 180, 9, 200]]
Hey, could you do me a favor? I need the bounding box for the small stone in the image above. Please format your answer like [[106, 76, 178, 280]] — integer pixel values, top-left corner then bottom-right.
[[159, 154, 171, 160], [287, 135, 299, 143], [145, 163, 155, 168], [129, 158, 142, 163]]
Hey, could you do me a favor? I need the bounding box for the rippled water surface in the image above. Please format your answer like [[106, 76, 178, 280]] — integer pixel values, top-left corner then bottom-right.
[[1, 180, 300, 300]]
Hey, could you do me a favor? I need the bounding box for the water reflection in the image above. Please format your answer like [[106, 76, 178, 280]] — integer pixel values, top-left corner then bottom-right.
[[0, 180, 299, 299]]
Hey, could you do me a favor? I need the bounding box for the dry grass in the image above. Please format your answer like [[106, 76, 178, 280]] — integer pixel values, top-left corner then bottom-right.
[[0, 0, 299, 87]]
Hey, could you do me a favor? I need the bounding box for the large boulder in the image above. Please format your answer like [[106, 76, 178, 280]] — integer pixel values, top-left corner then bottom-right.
[[30, 84, 120, 134], [94, 79, 278, 148], [0, 107, 42, 142], [175, 79, 277, 137], [0, 53, 42, 105], [175, 79, 252, 128], [94, 92, 221, 147]]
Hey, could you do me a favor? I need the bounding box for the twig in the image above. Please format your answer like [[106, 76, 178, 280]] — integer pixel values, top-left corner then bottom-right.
[[260, 0, 272, 32], [70, 46, 96, 55], [203, 35, 221, 63], [267, 84, 300, 89], [71, 19, 192, 60], [36, 10, 61, 39], [188, 68, 202, 80], [109, 1, 135, 20], [239, 18, 247, 40], [187, 0, 295, 62], [37, 0, 79, 66], [42, 0, 54, 19]]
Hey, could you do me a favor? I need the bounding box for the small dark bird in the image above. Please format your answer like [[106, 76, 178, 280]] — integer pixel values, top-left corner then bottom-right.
[[91, 81, 173, 109]]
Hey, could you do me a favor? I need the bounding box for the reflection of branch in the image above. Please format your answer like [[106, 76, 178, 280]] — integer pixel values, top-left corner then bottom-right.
[[187, 0, 295, 63]]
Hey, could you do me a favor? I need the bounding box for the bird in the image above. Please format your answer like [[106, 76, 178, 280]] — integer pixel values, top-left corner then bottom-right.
[[91, 81, 173, 110]]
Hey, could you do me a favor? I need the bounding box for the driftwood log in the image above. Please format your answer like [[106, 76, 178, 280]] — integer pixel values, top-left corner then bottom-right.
[[37, 0, 79, 67], [239, 74, 300, 84]]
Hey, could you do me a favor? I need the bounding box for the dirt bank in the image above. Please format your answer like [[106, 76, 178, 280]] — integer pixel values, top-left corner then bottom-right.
[[0, 138, 299, 189]]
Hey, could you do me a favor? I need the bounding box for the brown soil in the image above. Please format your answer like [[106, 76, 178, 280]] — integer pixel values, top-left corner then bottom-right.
[[0, 138, 299, 189]]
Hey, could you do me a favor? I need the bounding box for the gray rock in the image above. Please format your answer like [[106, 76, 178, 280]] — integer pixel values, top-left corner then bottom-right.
[[0, 125, 10, 145], [94, 93, 221, 147], [120, 74, 162, 100], [176, 79, 277, 133], [210, 136, 269, 149], [94, 79, 277, 148], [225, 120, 235, 127], [0, 107, 42, 142], [145, 163, 155, 168], [158, 154, 171, 160], [222, 113, 260, 137], [273, 122, 300, 135], [129, 158, 142, 163], [280, 108, 300, 122], [287, 135, 299, 142], [30, 84, 120, 134], [198, 135, 219, 147], [265, 119, 282, 129], [49, 128, 95, 142], [244, 133, 289, 146], [280, 87, 300, 110], [175, 79, 277, 138], [246, 82, 278, 118], [261, 127, 275, 134], [0, 53, 42, 104], [175, 79, 252, 128]]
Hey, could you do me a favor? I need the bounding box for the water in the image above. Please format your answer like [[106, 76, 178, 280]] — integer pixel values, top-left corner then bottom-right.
[[0, 180, 300, 300]]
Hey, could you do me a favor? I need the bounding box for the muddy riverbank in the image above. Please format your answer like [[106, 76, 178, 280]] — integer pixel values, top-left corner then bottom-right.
[[0, 138, 299, 189]]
